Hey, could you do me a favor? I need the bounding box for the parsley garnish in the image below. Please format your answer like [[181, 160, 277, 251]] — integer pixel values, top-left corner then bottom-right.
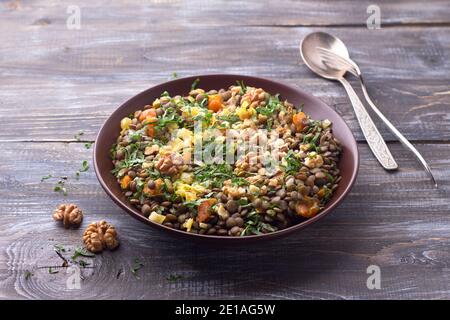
[[241, 211, 277, 236], [131, 258, 144, 278], [24, 270, 33, 280], [236, 80, 246, 94], [325, 173, 335, 184], [231, 177, 249, 186], [166, 274, 183, 282], [283, 150, 302, 175], [146, 107, 184, 131], [191, 78, 200, 90], [217, 114, 240, 124], [111, 143, 145, 175], [48, 267, 59, 274], [78, 260, 90, 268], [256, 94, 279, 116], [79, 160, 89, 172], [54, 180, 68, 196], [74, 131, 84, 141], [71, 247, 95, 260], [84, 142, 93, 149], [53, 244, 66, 253], [40, 174, 52, 182]]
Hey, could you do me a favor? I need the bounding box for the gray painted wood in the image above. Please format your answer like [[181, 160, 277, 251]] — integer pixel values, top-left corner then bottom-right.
[[0, 0, 449, 300]]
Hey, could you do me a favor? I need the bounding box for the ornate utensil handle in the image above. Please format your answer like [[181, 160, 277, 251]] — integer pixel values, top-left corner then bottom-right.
[[339, 77, 398, 170]]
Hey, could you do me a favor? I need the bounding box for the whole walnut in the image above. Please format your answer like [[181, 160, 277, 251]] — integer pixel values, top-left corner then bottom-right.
[[83, 221, 119, 253], [53, 204, 83, 228]]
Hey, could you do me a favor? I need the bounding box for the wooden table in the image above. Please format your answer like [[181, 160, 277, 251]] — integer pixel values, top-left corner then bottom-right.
[[0, 0, 449, 300]]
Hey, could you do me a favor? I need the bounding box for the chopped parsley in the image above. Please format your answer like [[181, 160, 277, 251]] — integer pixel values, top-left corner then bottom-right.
[[78, 260, 90, 268], [236, 80, 247, 94], [217, 113, 240, 124], [111, 143, 145, 175], [24, 270, 33, 280], [53, 244, 66, 253], [40, 174, 53, 182], [149, 107, 184, 131], [74, 131, 84, 141], [194, 164, 234, 188], [283, 150, 302, 175], [231, 177, 249, 186], [241, 211, 277, 236], [166, 274, 183, 282], [48, 267, 59, 274], [191, 78, 200, 90], [54, 180, 68, 196], [71, 247, 95, 260], [256, 94, 279, 116], [79, 160, 89, 172], [131, 258, 144, 278]]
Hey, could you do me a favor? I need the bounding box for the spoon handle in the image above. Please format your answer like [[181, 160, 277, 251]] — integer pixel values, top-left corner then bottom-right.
[[354, 74, 437, 186], [339, 78, 398, 170]]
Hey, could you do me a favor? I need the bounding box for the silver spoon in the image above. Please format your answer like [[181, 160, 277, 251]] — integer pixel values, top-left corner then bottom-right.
[[300, 32, 398, 171], [316, 46, 437, 187]]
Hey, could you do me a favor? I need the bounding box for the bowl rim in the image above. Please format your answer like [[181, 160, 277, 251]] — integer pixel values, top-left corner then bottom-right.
[[94, 74, 359, 241]]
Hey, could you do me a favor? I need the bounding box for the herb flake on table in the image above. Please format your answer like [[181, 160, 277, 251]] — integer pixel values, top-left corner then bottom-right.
[[166, 274, 183, 282], [71, 246, 95, 260], [48, 267, 59, 274], [172, 72, 178, 79], [84, 142, 93, 149], [75, 160, 89, 179], [74, 131, 84, 141], [53, 244, 66, 253], [54, 180, 68, 196], [283, 150, 302, 175], [78, 259, 90, 268], [79, 160, 89, 172], [24, 270, 33, 280], [40, 174, 53, 182], [131, 258, 144, 278]]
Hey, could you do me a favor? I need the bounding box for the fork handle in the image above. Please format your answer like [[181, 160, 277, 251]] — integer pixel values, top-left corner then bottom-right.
[[339, 77, 398, 170], [357, 75, 437, 186]]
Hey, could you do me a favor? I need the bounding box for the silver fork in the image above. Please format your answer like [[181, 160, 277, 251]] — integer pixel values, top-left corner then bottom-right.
[[318, 47, 437, 187]]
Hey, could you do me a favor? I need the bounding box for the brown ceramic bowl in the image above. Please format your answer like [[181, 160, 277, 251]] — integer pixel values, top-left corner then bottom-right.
[[94, 74, 359, 242]]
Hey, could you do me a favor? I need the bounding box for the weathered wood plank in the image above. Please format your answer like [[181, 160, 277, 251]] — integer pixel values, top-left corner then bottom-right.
[[2, 0, 450, 27], [0, 77, 448, 142], [0, 142, 448, 299], [1, 25, 449, 80], [0, 24, 449, 141]]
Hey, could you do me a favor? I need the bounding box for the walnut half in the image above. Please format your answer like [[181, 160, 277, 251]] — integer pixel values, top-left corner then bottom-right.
[[52, 204, 83, 229], [155, 153, 183, 175], [83, 221, 119, 253]]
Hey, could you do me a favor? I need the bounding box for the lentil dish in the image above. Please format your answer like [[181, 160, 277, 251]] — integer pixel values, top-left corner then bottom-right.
[[110, 82, 342, 236]]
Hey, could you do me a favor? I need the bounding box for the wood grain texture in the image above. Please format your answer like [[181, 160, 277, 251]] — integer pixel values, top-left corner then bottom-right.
[[0, 20, 449, 141], [0, 0, 449, 300], [0, 142, 449, 299], [2, 0, 450, 26]]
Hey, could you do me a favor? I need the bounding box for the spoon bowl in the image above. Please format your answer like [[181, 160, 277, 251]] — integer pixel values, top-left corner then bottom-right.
[[300, 32, 350, 80], [300, 32, 399, 171]]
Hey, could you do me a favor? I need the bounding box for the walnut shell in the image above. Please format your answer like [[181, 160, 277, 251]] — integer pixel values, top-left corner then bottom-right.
[[52, 204, 83, 229], [82, 221, 119, 253]]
